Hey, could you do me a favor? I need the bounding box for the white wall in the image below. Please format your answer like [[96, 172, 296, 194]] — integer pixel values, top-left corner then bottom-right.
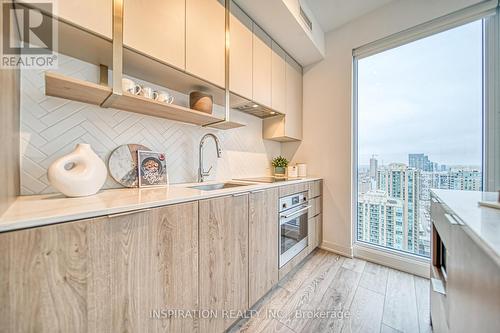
[[283, 0, 484, 256]]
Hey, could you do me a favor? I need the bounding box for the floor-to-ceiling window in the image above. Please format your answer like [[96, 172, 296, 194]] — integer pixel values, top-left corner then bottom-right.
[[354, 20, 484, 258]]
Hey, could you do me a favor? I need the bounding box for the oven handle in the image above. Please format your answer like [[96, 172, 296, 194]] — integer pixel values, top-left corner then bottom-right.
[[280, 205, 311, 220]]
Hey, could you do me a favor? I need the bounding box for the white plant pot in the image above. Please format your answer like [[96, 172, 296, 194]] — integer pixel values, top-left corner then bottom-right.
[[47, 143, 107, 197]]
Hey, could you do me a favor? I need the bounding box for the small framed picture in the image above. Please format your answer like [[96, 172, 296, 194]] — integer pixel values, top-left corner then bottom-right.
[[137, 150, 167, 187]]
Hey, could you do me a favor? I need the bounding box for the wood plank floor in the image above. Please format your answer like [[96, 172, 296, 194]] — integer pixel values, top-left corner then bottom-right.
[[231, 249, 431, 333]]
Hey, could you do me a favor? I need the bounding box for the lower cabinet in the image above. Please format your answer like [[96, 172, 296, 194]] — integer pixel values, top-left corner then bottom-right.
[[446, 223, 500, 333], [0, 182, 322, 333], [0, 202, 199, 333], [307, 214, 322, 254], [249, 188, 279, 306], [430, 193, 500, 333], [199, 194, 249, 332]]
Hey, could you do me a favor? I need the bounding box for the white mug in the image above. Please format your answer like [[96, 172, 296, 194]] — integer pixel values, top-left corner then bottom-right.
[[140, 86, 158, 100], [157, 90, 174, 104], [122, 78, 141, 95]]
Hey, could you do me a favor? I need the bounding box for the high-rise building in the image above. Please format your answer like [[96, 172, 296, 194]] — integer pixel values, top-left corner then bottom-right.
[[357, 190, 404, 250], [408, 153, 433, 172], [369, 155, 378, 179], [448, 168, 482, 191], [377, 163, 420, 253], [419, 167, 482, 200]]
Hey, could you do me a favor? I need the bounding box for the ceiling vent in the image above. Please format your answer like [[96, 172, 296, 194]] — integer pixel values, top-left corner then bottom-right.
[[299, 5, 312, 31]]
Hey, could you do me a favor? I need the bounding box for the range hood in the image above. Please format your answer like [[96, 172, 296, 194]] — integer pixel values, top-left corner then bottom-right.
[[232, 101, 282, 119]]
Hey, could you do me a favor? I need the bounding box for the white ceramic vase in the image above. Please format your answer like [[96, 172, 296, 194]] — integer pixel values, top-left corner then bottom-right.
[[48, 143, 107, 197]]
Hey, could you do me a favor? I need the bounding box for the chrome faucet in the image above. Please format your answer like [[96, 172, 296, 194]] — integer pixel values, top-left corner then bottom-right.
[[198, 133, 222, 182]]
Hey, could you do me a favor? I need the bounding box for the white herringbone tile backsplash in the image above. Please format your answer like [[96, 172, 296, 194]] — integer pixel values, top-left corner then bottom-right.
[[20, 53, 281, 195]]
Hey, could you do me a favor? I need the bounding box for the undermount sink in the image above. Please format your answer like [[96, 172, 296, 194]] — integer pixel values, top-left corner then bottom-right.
[[189, 182, 251, 191]]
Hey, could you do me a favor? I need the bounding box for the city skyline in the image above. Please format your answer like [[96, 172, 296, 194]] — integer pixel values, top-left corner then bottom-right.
[[359, 152, 481, 170], [358, 153, 482, 257]]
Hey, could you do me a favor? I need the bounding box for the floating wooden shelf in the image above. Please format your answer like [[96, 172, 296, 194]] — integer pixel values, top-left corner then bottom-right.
[[45, 72, 245, 129]]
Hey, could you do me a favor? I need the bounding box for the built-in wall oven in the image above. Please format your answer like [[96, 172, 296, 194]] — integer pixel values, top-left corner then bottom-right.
[[279, 191, 310, 268]]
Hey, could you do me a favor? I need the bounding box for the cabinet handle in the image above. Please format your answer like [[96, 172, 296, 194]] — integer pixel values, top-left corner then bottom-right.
[[232, 192, 248, 197], [108, 208, 152, 218], [431, 278, 446, 295], [250, 189, 265, 194], [444, 213, 459, 225]]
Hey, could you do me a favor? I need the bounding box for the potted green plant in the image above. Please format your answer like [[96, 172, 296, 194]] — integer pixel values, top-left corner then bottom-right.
[[272, 156, 289, 177]]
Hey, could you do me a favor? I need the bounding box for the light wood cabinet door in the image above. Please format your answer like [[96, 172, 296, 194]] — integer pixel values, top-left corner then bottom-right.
[[0, 203, 199, 333], [229, 1, 253, 99], [316, 214, 322, 248], [19, 0, 112, 38], [186, 0, 226, 87], [124, 0, 185, 70], [199, 194, 249, 332], [98, 203, 199, 333], [271, 41, 286, 113], [285, 55, 303, 140], [308, 215, 317, 254], [309, 180, 322, 199], [252, 24, 272, 107], [249, 188, 279, 306], [0, 218, 92, 333]]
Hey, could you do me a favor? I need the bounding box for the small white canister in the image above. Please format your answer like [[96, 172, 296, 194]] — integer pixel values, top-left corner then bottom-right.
[[287, 165, 298, 178], [297, 163, 307, 177]]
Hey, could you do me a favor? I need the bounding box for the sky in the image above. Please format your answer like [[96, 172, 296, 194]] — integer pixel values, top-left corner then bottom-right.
[[357, 20, 483, 167]]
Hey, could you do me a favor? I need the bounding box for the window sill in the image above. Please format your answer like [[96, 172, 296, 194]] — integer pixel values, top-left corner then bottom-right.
[[353, 242, 430, 278]]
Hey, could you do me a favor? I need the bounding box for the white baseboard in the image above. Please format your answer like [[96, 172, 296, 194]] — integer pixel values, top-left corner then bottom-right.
[[319, 241, 353, 258], [353, 244, 430, 278]]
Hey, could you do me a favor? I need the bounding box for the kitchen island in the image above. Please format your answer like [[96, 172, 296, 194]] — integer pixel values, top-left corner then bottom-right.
[[430, 189, 500, 333]]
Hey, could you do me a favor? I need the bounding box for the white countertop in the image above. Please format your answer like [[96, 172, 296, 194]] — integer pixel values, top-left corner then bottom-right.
[[0, 177, 321, 233], [431, 189, 500, 264]]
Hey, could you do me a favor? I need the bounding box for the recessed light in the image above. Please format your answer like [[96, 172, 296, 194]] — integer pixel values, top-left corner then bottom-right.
[[270, 111, 276, 115], [252, 104, 258, 108]]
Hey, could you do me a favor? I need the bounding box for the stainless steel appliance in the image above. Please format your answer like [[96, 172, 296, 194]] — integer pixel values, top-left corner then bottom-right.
[[279, 191, 310, 267]]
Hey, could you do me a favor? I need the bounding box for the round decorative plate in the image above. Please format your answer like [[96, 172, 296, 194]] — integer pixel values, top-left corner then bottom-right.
[[108, 144, 151, 187]]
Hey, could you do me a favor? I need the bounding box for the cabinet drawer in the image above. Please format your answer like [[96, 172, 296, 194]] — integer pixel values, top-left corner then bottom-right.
[[309, 197, 322, 218], [309, 180, 322, 198], [279, 182, 309, 197]]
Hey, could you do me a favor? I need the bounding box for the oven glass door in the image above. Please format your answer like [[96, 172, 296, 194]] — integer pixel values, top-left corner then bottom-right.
[[280, 206, 308, 266]]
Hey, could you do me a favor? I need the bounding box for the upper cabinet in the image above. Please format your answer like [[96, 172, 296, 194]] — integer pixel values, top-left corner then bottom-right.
[[31, 0, 304, 140], [229, 2, 253, 99], [252, 24, 272, 108], [20, 0, 112, 39], [124, 0, 185, 70], [285, 55, 303, 139], [263, 54, 303, 141], [271, 41, 287, 113], [186, 0, 226, 88]]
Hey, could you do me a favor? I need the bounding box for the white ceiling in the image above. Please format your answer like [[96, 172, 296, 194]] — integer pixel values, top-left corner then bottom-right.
[[303, 0, 395, 33]]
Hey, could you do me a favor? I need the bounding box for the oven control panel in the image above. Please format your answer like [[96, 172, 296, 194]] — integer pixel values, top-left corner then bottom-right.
[[279, 191, 308, 213]]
